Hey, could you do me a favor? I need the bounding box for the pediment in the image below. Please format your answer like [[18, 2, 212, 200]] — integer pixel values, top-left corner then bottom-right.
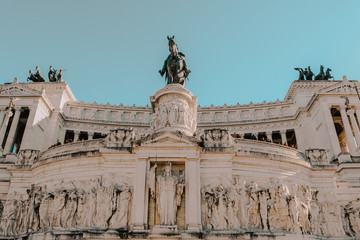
[[1, 84, 42, 97], [319, 80, 357, 95], [138, 130, 200, 147]]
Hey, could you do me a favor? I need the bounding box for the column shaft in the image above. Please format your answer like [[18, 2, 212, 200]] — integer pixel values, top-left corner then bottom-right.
[[3, 108, 22, 154], [0, 110, 13, 149], [322, 103, 341, 155], [340, 106, 357, 154], [20, 104, 38, 150], [280, 130, 287, 144], [347, 109, 360, 147], [0, 109, 5, 128], [88, 132, 94, 140], [266, 131, 272, 142], [74, 131, 80, 142]]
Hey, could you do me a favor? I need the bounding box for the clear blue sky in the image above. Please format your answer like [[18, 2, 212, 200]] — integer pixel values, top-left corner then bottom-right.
[[1, 1, 360, 106]]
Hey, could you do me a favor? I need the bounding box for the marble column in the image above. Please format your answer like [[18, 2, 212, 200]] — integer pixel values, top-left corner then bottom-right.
[[322, 103, 341, 156], [266, 131, 273, 142], [185, 158, 202, 231], [294, 128, 304, 151], [339, 105, 357, 154], [74, 130, 80, 142], [0, 108, 6, 128], [0, 109, 13, 149], [20, 102, 39, 150], [44, 110, 60, 148], [3, 108, 22, 154], [355, 107, 360, 130], [347, 109, 360, 147], [131, 159, 147, 230], [280, 130, 287, 144], [88, 132, 94, 140]]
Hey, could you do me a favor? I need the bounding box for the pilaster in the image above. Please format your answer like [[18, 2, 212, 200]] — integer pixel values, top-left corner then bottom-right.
[[185, 158, 202, 231]]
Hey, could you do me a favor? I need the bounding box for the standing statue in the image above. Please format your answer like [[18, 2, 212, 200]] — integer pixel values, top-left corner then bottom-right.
[[48, 66, 66, 82], [149, 162, 184, 226], [55, 69, 66, 82], [304, 66, 314, 80], [159, 36, 191, 86], [48, 66, 56, 82], [315, 65, 325, 80], [294, 68, 305, 80]]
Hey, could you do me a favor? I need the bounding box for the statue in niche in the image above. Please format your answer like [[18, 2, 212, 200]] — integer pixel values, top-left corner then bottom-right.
[[149, 162, 184, 226], [159, 36, 191, 86]]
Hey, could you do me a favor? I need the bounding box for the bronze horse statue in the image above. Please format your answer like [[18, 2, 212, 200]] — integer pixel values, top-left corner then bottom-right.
[[315, 65, 325, 80], [325, 68, 334, 80], [159, 36, 191, 86]]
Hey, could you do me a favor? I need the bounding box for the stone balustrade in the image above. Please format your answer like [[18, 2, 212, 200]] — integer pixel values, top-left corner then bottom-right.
[[39, 139, 105, 163]]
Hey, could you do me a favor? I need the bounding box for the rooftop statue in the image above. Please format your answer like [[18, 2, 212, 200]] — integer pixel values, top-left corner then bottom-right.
[[48, 66, 66, 82], [27, 66, 45, 82], [325, 68, 334, 80], [315, 65, 325, 80], [159, 36, 191, 86], [304, 66, 314, 80], [48, 66, 56, 82], [294, 68, 305, 80]]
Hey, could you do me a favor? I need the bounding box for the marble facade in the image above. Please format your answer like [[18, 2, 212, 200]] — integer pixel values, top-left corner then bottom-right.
[[0, 77, 359, 239]]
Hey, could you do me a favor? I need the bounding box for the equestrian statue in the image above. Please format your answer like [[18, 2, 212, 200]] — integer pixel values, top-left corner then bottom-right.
[[159, 36, 191, 86]]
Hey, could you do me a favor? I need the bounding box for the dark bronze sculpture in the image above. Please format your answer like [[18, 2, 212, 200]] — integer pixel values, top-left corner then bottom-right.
[[304, 66, 314, 80], [159, 36, 191, 86], [294, 68, 305, 80], [325, 68, 334, 80], [315, 65, 325, 80], [27, 66, 45, 82], [48, 66, 56, 82], [48, 66, 66, 82]]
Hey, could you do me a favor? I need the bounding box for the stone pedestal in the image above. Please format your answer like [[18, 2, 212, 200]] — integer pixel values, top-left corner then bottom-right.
[[150, 84, 197, 136]]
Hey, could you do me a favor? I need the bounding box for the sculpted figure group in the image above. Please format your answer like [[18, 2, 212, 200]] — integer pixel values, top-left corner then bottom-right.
[[201, 129, 232, 148], [294, 65, 333, 80], [27, 66, 66, 83], [151, 101, 193, 131], [16, 149, 40, 166], [104, 128, 135, 148], [0, 178, 132, 236], [201, 177, 349, 237]]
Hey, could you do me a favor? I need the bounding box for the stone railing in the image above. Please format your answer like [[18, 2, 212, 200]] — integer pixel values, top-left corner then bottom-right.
[[198, 101, 298, 125], [39, 139, 105, 162], [64, 102, 152, 124], [234, 138, 309, 167]]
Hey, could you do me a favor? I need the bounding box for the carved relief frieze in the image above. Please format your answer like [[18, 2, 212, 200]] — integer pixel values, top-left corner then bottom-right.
[[104, 128, 135, 148], [0, 177, 133, 236], [16, 149, 40, 166]]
